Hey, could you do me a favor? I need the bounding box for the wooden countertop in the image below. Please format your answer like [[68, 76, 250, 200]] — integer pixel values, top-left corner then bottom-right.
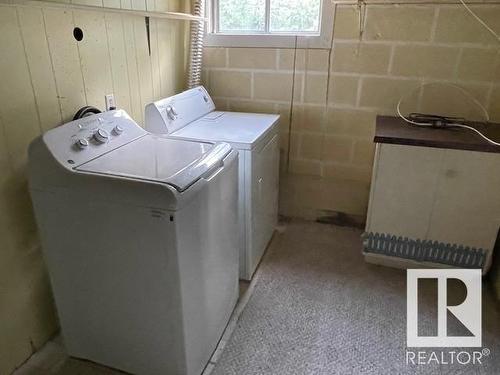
[[375, 116, 500, 154]]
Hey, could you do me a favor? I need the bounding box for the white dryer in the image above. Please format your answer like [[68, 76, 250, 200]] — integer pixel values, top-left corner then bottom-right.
[[28, 110, 239, 375], [145, 87, 280, 280]]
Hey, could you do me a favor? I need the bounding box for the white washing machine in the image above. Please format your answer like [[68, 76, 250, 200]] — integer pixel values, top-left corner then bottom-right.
[[28, 110, 239, 375], [145, 87, 280, 280]]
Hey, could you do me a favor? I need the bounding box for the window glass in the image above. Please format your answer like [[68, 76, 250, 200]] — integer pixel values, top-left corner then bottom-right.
[[218, 0, 266, 32], [269, 0, 321, 33]]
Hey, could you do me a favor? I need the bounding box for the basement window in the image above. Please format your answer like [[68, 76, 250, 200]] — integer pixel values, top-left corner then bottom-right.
[[205, 0, 333, 49]]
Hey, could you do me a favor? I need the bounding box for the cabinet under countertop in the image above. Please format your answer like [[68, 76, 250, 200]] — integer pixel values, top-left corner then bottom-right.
[[363, 116, 500, 274]]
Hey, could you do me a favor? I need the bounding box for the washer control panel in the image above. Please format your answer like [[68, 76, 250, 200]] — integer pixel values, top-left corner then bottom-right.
[[43, 109, 146, 168]]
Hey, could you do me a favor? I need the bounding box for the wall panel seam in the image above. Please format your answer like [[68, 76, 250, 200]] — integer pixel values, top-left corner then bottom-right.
[[15, 6, 43, 134], [41, 8, 64, 123], [120, 14, 134, 116], [104, 13, 116, 98], [72, 11, 89, 106], [132, 17, 144, 123], [155, 18, 161, 97]]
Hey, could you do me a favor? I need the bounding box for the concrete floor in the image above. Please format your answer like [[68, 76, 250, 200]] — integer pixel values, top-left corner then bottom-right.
[[12, 220, 500, 374]]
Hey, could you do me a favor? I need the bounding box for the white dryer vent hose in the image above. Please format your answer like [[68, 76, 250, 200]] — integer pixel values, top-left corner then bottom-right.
[[187, 0, 205, 89]]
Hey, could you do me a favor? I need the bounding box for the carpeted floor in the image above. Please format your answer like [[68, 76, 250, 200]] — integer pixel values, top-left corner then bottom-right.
[[212, 220, 500, 375]]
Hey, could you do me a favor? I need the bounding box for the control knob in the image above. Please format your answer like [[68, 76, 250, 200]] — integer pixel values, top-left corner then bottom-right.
[[75, 138, 89, 150], [166, 105, 178, 121], [113, 125, 124, 135], [94, 128, 110, 143]]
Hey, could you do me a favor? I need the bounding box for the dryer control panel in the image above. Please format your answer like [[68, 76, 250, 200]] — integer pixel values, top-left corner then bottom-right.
[[43, 110, 147, 168], [145, 86, 215, 135]]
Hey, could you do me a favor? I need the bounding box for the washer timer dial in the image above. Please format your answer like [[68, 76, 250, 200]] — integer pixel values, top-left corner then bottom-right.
[[113, 125, 124, 135], [94, 128, 110, 143], [75, 138, 89, 150]]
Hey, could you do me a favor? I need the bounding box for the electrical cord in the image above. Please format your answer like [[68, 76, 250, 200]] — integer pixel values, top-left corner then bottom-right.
[[450, 123, 500, 147], [73, 106, 102, 120], [397, 82, 489, 124], [397, 82, 500, 147], [458, 0, 500, 43]]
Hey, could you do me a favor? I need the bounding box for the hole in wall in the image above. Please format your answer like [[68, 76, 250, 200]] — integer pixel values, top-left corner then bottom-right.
[[73, 27, 83, 42]]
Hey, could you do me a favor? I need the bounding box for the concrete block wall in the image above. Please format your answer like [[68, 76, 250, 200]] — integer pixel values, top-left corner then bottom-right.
[[202, 3, 500, 219], [0, 1, 187, 373]]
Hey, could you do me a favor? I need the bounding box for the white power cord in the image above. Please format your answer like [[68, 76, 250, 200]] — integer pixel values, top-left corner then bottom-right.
[[458, 0, 500, 43], [452, 123, 500, 146], [395, 2, 500, 145], [397, 82, 500, 147]]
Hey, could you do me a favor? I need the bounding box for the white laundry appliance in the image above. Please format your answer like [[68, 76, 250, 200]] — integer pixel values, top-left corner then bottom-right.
[[145, 87, 280, 280], [28, 110, 239, 375]]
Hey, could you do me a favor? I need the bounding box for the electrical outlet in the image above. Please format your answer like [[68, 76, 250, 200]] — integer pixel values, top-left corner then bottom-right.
[[105, 94, 116, 111]]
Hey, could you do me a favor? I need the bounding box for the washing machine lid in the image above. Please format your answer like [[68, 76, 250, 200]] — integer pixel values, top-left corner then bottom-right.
[[76, 135, 231, 192], [171, 111, 280, 150]]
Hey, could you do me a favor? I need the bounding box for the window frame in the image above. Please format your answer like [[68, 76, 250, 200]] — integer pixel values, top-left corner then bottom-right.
[[204, 0, 334, 49]]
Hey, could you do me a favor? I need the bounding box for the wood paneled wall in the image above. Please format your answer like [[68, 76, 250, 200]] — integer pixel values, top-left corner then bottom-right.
[[0, 1, 188, 373]]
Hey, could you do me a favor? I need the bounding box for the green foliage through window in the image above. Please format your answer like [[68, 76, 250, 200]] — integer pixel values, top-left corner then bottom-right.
[[270, 0, 321, 32], [219, 0, 265, 32], [217, 0, 321, 34]]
